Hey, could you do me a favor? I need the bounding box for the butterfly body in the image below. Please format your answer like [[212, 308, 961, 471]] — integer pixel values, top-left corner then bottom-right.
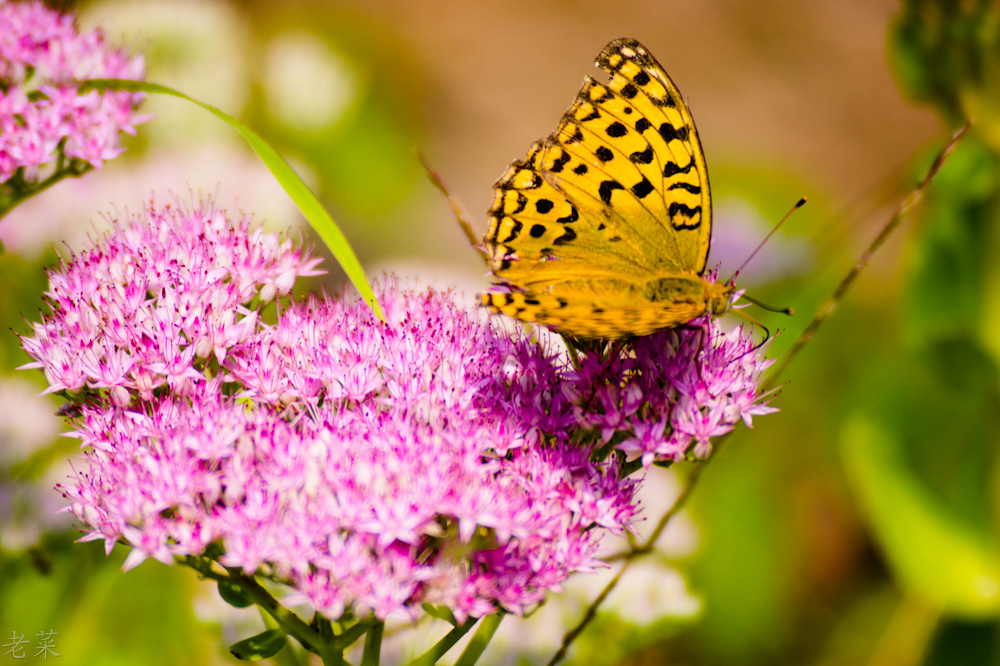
[[481, 37, 732, 339]]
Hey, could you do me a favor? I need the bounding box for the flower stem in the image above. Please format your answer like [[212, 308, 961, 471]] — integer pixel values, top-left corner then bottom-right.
[[407, 618, 479, 666], [360, 620, 384, 666], [0, 161, 91, 220], [181, 556, 334, 657], [545, 561, 630, 666], [546, 453, 714, 665], [454, 613, 504, 666]]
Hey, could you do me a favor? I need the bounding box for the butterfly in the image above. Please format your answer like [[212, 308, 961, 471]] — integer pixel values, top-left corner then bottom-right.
[[480, 37, 734, 339]]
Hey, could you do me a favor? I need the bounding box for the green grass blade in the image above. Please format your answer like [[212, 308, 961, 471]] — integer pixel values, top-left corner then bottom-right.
[[81, 78, 383, 319]]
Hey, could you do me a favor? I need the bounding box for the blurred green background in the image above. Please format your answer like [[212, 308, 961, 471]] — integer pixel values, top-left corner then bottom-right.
[[2, 0, 999, 664]]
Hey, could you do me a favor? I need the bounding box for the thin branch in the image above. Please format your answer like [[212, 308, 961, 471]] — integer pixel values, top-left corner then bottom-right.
[[766, 121, 972, 388], [546, 561, 631, 666], [546, 443, 721, 665], [614, 460, 710, 563]]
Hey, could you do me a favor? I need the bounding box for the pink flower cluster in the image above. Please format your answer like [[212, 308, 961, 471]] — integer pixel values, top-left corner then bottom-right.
[[20, 197, 777, 621], [567, 320, 778, 466], [0, 0, 147, 182], [20, 198, 641, 621]]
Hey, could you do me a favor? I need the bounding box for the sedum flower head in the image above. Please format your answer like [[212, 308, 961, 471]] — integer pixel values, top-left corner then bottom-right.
[[21, 197, 640, 621], [0, 0, 147, 184], [566, 322, 778, 467], [20, 196, 775, 622]]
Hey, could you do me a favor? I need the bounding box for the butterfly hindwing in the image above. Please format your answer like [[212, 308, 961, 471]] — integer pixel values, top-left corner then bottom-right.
[[481, 282, 709, 339]]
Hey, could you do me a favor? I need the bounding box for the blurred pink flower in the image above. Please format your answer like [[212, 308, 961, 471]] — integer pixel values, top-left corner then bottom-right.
[[0, 0, 147, 185]]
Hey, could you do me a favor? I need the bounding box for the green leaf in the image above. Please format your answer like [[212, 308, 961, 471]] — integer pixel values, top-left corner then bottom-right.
[[79, 78, 383, 320], [229, 629, 288, 661], [923, 617, 1000, 665], [217, 579, 254, 608], [842, 416, 1000, 618]]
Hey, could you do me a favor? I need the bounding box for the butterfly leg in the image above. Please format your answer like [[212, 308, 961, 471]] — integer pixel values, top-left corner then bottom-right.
[[672, 319, 713, 385], [572, 336, 624, 417], [417, 150, 488, 264]]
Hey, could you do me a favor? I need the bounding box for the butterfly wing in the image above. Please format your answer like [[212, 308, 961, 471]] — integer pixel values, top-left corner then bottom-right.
[[482, 38, 715, 336], [578, 37, 712, 275], [480, 277, 716, 338]]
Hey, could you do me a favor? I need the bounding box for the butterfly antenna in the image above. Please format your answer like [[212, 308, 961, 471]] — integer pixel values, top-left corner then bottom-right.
[[731, 308, 774, 355], [740, 293, 794, 316], [416, 149, 489, 264], [726, 197, 807, 284]]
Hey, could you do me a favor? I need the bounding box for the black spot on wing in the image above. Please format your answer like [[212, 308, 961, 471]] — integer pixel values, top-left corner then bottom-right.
[[595, 146, 614, 162], [500, 220, 522, 243], [668, 182, 701, 194], [553, 226, 577, 245], [529, 223, 546, 238], [599, 180, 624, 204], [663, 161, 694, 177], [535, 199, 554, 214], [510, 193, 528, 215], [557, 205, 579, 224], [654, 94, 677, 109], [548, 151, 571, 173], [606, 122, 627, 138], [630, 146, 653, 164], [631, 178, 654, 199], [668, 202, 701, 230], [591, 86, 614, 104], [659, 122, 689, 143]]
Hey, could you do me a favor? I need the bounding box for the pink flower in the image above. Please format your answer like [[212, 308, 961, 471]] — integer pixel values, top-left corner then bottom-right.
[[0, 0, 148, 184]]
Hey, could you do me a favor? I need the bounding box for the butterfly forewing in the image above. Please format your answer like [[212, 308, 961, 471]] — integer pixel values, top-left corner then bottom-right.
[[595, 38, 712, 274], [481, 37, 722, 338], [543, 79, 683, 271], [486, 142, 649, 289]]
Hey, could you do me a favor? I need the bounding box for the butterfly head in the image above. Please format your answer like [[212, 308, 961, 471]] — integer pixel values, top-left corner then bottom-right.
[[707, 280, 735, 317]]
